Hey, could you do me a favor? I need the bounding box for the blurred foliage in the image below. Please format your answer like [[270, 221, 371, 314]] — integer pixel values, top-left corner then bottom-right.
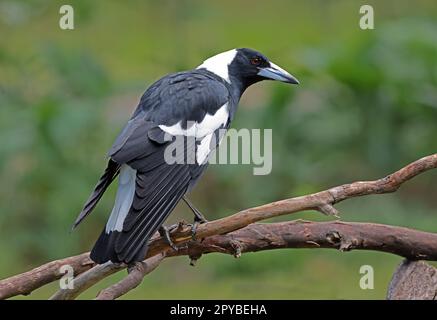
[[0, 0, 437, 299]]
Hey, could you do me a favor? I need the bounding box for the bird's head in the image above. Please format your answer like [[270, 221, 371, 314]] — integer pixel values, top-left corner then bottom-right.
[[197, 48, 299, 91]]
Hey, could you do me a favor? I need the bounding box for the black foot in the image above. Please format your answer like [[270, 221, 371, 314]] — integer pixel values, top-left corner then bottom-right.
[[191, 221, 200, 241], [182, 196, 208, 240], [159, 224, 178, 251], [183, 196, 208, 223], [127, 261, 142, 273], [191, 214, 209, 241]]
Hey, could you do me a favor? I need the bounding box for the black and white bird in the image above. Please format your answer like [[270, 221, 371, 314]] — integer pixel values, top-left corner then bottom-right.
[[73, 48, 299, 264]]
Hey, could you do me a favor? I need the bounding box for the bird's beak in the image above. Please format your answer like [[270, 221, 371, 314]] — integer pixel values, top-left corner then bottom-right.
[[257, 62, 299, 84]]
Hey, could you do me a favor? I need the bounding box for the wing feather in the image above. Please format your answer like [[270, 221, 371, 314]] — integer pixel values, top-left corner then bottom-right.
[[89, 70, 232, 263]]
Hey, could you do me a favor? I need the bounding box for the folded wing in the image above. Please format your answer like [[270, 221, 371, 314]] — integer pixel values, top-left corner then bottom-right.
[[89, 71, 231, 263]]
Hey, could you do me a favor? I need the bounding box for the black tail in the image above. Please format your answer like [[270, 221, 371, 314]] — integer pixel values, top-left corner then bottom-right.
[[72, 159, 120, 230], [90, 229, 149, 264]]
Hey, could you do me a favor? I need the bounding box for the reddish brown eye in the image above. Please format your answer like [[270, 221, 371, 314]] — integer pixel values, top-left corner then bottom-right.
[[250, 57, 262, 65]]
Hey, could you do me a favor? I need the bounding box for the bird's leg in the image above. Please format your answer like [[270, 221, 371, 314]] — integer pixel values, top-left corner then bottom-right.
[[182, 196, 208, 222], [182, 196, 208, 240], [159, 224, 179, 251]]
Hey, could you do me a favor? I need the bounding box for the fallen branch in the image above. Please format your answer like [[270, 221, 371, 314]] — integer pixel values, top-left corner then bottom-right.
[[0, 154, 436, 299]]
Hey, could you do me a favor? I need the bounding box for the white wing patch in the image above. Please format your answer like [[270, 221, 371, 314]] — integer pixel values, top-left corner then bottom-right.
[[159, 104, 229, 165], [196, 133, 214, 165], [106, 164, 136, 233], [158, 103, 229, 139], [197, 49, 237, 83]]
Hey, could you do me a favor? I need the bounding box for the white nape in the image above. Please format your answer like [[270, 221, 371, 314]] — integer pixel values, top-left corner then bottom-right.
[[158, 103, 228, 139], [105, 164, 136, 233], [197, 49, 237, 83]]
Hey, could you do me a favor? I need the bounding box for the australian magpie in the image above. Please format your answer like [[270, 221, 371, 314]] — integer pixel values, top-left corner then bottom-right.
[[73, 48, 299, 264]]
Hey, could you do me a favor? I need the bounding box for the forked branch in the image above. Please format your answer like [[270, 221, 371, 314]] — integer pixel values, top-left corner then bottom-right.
[[0, 154, 436, 300]]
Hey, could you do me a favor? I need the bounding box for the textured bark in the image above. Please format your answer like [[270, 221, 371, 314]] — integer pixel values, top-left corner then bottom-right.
[[49, 261, 125, 300], [0, 253, 93, 300], [95, 253, 165, 300], [387, 260, 437, 300], [169, 221, 437, 260], [144, 154, 437, 258], [0, 154, 436, 300], [48, 221, 437, 300]]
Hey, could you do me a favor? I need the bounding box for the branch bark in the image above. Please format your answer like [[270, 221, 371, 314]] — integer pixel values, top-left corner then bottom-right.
[[387, 260, 437, 300], [50, 220, 437, 300], [0, 154, 436, 300], [0, 252, 93, 299], [144, 154, 437, 257], [171, 220, 437, 260], [95, 253, 165, 300], [49, 261, 125, 300]]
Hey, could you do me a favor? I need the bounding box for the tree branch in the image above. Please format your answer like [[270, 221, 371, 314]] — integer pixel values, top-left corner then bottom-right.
[[171, 220, 437, 260], [51, 220, 437, 300], [49, 260, 125, 300], [0, 252, 94, 299], [1, 154, 436, 300], [148, 154, 437, 255], [95, 253, 165, 300]]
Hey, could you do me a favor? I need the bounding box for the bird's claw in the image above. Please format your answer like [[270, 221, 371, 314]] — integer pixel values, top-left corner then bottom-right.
[[191, 222, 199, 241], [191, 217, 208, 241], [159, 225, 179, 251], [181, 196, 208, 241]]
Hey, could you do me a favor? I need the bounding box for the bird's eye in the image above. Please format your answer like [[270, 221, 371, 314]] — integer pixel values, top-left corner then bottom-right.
[[250, 57, 262, 66]]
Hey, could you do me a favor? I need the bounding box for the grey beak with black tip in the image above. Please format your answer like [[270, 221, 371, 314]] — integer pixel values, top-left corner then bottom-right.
[[257, 62, 299, 84]]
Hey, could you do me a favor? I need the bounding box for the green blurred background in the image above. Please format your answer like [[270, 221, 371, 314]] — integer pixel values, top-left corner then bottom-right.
[[1, 0, 437, 299]]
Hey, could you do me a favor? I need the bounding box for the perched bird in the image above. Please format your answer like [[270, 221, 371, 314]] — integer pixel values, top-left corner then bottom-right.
[[73, 48, 299, 264]]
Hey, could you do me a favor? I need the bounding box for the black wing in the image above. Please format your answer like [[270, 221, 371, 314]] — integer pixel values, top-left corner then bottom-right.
[[90, 70, 231, 263], [72, 159, 120, 230]]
